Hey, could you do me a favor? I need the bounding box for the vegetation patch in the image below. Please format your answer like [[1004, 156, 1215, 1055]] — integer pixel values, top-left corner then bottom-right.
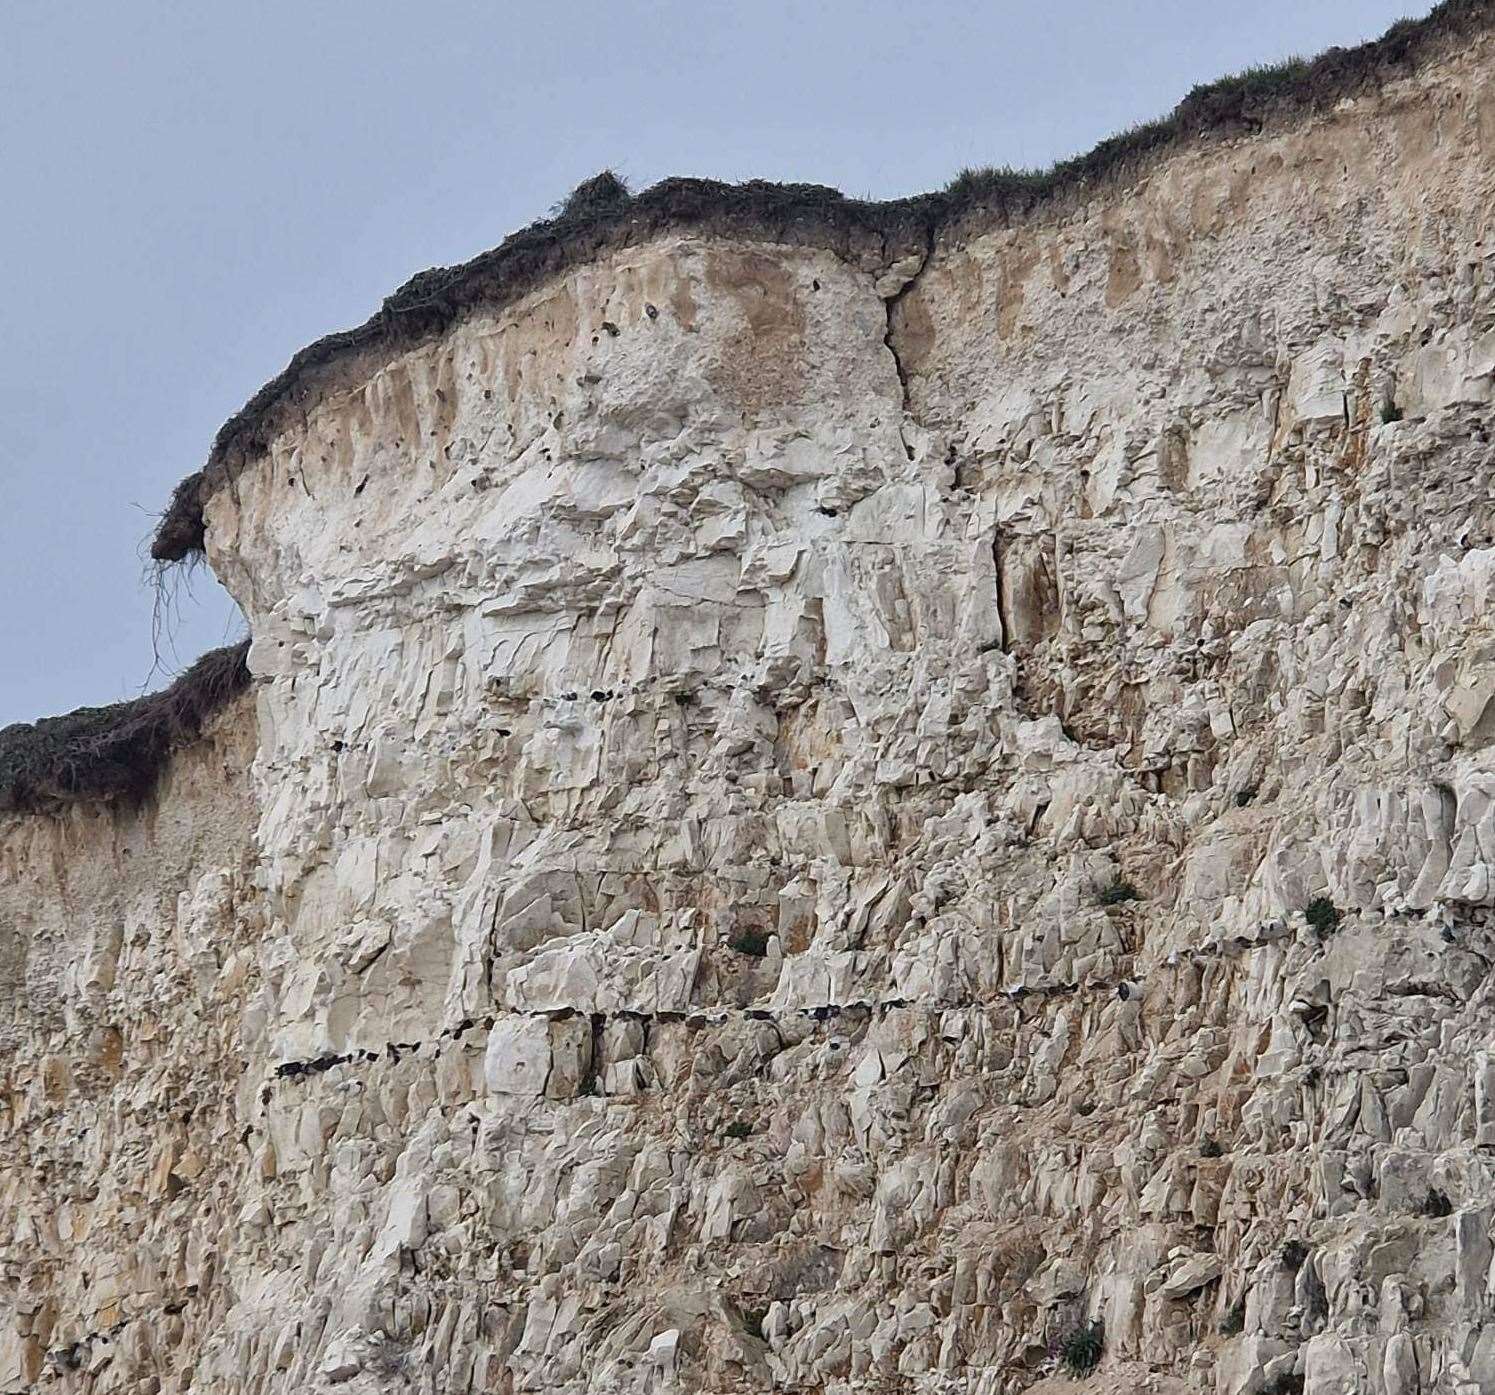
[[1303, 897, 1341, 936], [1058, 1318, 1105, 1376], [0, 641, 250, 815]]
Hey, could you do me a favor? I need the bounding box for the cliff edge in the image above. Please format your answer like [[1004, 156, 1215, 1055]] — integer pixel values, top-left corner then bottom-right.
[[7, 5, 1495, 1393]]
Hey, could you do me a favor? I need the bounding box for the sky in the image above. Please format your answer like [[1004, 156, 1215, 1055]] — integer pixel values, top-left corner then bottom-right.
[[0, 0, 1431, 724]]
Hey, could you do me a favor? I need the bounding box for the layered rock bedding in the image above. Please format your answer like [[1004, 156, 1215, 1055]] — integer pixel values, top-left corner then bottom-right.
[[6, 6, 1495, 1391]]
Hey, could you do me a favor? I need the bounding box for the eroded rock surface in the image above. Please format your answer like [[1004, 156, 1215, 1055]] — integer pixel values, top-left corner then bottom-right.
[[8, 21, 1495, 1395]]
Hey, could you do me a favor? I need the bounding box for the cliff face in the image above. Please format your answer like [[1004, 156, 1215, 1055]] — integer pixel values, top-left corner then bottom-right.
[[0, 701, 259, 1389], [8, 16, 1495, 1395]]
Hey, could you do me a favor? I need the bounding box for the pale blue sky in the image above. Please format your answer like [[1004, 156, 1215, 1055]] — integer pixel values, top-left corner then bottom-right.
[[0, 0, 1430, 722]]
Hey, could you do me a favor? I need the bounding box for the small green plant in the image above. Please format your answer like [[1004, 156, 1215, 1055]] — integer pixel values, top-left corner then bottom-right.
[[1218, 1297, 1246, 1335], [742, 1306, 769, 1340], [1419, 1186, 1453, 1218], [724, 1120, 753, 1140], [728, 929, 771, 958], [1200, 1136, 1225, 1159], [1098, 878, 1140, 907], [1303, 898, 1340, 936], [1059, 1318, 1104, 1376]]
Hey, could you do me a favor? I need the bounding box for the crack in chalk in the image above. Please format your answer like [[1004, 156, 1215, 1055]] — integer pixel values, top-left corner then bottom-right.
[[881, 223, 937, 462], [992, 528, 1012, 656]]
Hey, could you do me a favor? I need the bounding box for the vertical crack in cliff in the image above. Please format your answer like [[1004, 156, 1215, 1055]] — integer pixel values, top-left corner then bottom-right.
[[992, 529, 1011, 655], [881, 224, 936, 462]]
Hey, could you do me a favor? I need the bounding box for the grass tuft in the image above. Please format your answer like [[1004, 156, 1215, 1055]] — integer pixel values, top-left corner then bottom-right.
[[552, 170, 632, 221], [1303, 897, 1341, 936], [1059, 1318, 1105, 1376]]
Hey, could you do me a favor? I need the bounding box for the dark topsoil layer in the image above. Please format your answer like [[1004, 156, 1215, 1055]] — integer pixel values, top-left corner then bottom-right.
[[0, 642, 251, 815], [149, 0, 1493, 564], [8, 3, 1486, 817]]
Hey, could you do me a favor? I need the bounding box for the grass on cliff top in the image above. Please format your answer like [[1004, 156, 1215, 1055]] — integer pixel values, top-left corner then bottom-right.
[[147, 0, 1492, 566], [0, 641, 251, 815], [943, 56, 1314, 206]]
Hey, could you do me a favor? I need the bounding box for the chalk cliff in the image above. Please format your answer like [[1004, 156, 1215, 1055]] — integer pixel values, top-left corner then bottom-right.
[[7, 6, 1495, 1393]]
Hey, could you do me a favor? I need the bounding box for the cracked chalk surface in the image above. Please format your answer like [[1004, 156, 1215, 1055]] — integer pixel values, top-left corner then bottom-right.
[[7, 25, 1495, 1395]]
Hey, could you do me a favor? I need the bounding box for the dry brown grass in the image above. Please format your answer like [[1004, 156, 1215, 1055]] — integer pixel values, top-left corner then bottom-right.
[[0, 641, 250, 814]]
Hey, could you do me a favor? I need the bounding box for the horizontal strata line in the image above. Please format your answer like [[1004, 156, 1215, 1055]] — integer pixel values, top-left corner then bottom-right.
[[262, 931, 1454, 1084]]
